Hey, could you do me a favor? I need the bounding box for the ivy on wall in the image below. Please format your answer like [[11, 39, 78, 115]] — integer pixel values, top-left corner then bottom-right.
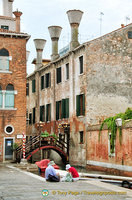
[[99, 108, 132, 153]]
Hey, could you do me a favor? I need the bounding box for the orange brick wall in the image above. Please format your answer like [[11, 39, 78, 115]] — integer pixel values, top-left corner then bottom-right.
[[0, 36, 27, 162]]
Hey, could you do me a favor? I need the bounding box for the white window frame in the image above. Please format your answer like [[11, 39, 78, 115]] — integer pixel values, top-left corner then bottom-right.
[[0, 90, 17, 110]]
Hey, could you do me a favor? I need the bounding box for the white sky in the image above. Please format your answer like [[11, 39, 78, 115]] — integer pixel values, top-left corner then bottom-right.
[[0, 0, 132, 74]]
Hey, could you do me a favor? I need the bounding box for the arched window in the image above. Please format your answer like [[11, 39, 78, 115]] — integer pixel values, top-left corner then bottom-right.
[[0, 85, 2, 107], [5, 84, 14, 108], [0, 48, 9, 71]]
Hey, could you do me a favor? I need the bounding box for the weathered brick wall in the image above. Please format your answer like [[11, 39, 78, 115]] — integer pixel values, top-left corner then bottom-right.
[[85, 25, 132, 125], [87, 122, 132, 167], [0, 36, 27, 162]]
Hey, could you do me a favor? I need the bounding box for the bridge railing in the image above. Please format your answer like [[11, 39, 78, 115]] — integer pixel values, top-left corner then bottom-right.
[[15, 135, 68, 162]]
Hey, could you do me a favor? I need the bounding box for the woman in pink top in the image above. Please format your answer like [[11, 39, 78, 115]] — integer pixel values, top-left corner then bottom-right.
[[66, 164, 79, 181]]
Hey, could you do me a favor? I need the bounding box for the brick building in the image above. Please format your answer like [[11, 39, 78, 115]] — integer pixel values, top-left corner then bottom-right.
[[0, 0, 30, 162], [26, 10, 132, 173]]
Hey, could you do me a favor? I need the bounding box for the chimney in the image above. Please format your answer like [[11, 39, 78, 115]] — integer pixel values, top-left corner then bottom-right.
[[13, 10, 22, 32], [34, 39, 46, 70], [48, 26, 62, 61], [67, 9, 83, 50], [3, 0, 14, 17]]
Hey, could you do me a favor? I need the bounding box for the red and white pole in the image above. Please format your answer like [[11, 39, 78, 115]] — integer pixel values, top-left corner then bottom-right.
[[22, 132, 26, 159]]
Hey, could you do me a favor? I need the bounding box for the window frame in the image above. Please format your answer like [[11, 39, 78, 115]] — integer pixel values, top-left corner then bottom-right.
[[56, 67, 62, 84], [79, 55, 83, 74], [76, 94, 85, 116]]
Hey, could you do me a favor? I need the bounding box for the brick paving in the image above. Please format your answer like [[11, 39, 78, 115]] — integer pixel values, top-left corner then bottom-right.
[[0, 164, 132, 200]]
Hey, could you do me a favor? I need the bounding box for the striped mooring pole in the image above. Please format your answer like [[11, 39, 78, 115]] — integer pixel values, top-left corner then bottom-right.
[[22, 132, 26, 159]]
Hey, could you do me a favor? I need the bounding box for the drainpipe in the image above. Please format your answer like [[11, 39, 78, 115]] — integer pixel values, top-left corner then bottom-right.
[[3, 0, 14, 17], [13, 10, 22, 32], [48, 26, 62, 61], [34, 39, 46, 123], [67, 9, 83, 50]]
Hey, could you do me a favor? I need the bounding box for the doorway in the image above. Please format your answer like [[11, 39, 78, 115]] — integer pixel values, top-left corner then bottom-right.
[[4, 138, 14, 160]]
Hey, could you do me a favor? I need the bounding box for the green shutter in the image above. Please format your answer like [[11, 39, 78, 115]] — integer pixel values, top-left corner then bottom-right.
[[61, 99, 65, 118], [66, 98, 69, 118], [82, 94, 85, 115], [5, 91, 14, 108], [41, 76, 44, 90], [46, 104, 48, 122], [32, 79, 35, 93], [33, 108, 35, 124], [76, 95, 80, 116], [40, 106, 42, 121], [56, 101, 59, 120], [49, 104, 51, 121]]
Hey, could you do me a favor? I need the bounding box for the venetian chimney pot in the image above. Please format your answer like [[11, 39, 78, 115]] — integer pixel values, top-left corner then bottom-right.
[[3, 0, 14, 17], [34, 39, 46, 70], [48, 26, 62, 61], [13, 10, 23, 32], [67, 9, 83, 50]]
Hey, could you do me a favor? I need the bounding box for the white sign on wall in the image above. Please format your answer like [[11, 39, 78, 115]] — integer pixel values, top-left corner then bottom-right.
[[17, 135, 23, 139]]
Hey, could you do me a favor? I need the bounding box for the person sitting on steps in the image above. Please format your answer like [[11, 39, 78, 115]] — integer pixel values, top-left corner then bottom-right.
[[45, 161, 60, 182]]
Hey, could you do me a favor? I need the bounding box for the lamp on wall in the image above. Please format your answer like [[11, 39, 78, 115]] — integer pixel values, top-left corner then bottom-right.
[[115, 118, 122, 127]]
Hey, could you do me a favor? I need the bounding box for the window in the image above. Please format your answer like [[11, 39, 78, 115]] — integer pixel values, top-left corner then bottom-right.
[[56, 101, 62, 120], [79, 131, 84, 143], [32, 79, 36, 93], [40, 105, 45, 122], [0, 84, 17, 110], [66, 63, 69, 80], [0, 48, 9, 71], [4, 125, 14, 135], [46, 104, 51, 122], [29, 113, 32, 125], [56, 98, 69, 120], [108, 133, 115, 156], [26, 83, 29, 96], [1, 25, 9, 30], [41, 75, 45, 90], [56, 67, 61, 84], [76, 94, 85, 116], [33, 107, 35, 124], [79, 56, 83, 74], [5, 84, 14, 108], [45, 73, 51, 88]]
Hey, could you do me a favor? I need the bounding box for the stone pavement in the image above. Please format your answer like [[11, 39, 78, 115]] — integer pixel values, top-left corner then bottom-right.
[[0, 164, 132, 200]]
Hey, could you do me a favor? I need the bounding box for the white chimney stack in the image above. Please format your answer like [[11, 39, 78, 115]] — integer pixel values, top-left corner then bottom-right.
[[48, 26, 62, 61], [34, 39, 46, 70], [67, 10, 83, 50], [3, 0, 14, 17]]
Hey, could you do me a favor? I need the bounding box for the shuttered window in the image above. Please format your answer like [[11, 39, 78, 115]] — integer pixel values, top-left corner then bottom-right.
[[26, 83, 29, 96], [33, 107, 35, 124], [46, 73, 51, 88], [40, 105, 45, 122], [32, 79, 36, 93], [56, 98, 69, 120], [46, 104, 51, 122], [41, 75, 45, 90], [76, 94, 85, 116], [79, 56, 83, 74], [56, 67, 61, 84], [5, 84, 14, 108], [66, 63, 69, 80]]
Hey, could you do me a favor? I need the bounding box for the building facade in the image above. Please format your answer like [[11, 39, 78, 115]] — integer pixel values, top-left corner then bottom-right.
[[26, 10, 132, 171], [0, 0, 30, 162]]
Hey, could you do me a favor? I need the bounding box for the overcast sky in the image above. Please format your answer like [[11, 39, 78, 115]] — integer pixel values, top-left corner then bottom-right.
[[1, 0, 132, 74]]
